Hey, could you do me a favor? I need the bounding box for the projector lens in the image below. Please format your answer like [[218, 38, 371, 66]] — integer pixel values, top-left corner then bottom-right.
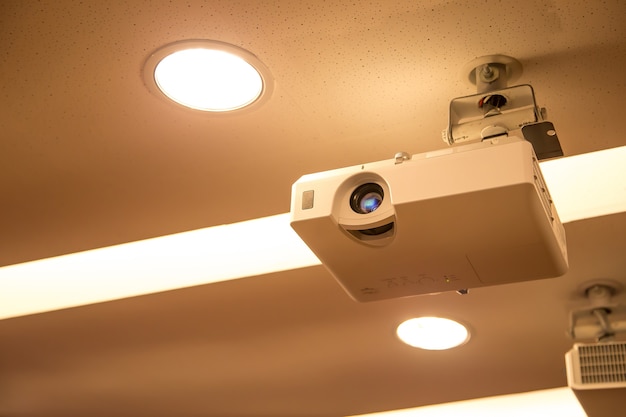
[[350, 183, 384, 214]]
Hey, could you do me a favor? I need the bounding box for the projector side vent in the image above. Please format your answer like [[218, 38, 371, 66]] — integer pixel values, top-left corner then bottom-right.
[[578, 343, 626, 385], [531, 155, 554, 223], [566, 341, 626, 389]]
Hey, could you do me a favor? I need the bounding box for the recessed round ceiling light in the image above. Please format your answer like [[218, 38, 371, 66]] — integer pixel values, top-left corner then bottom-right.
[[396, 317, 470, 350], [143, 40, 273, 113]]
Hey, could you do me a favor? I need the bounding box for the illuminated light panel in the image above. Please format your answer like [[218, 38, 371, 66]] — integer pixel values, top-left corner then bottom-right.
[[346, 387, 586, 417], [396, 317, 469, 350], [144, 40, 272, 112], [540, 145, 626, 223], [0, 146, 624, 319], [0, 214, 319, 320]]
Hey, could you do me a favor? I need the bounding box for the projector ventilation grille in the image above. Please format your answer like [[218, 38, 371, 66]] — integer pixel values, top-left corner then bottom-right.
[[531, 155, 553, 223], [577, 342, 626, 385]]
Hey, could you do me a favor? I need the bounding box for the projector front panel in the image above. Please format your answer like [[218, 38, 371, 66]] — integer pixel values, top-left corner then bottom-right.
[[290, 137, 568, 302]]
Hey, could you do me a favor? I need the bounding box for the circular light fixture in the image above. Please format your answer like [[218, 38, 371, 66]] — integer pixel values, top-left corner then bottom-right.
[[144, 40, 273, 113], [396, 317, 470, 350]]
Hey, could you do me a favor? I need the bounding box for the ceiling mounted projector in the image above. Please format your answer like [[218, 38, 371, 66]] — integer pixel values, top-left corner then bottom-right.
[[290, 55, 568, 302], [290, 136, 568, 302]]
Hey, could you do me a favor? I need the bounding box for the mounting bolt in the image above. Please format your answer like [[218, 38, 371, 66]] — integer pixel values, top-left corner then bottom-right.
[[461, 55, 522, 93], [586, 285, 614, 307], [394, 151, 411, 164], [476, 63, 507, 93], [479, 64, 499, 82]]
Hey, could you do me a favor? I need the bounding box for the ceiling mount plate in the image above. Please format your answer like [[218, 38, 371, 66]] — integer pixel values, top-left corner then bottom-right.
[[461, 54, 523, 87], [577, 279, 623, 298]]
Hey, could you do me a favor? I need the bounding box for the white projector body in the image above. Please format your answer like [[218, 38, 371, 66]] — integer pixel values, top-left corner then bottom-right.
[[290, 137, 568, 302]]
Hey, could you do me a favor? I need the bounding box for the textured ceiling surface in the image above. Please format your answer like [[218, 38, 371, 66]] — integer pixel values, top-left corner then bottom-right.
[[2, 0, 625, 266], [1, 1, 625, 416]]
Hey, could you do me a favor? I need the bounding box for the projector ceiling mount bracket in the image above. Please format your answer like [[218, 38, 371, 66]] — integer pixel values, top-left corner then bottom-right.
[[569, 279, 625, 342], [461, 54, 523, 94], [443, 54, 564, 160]]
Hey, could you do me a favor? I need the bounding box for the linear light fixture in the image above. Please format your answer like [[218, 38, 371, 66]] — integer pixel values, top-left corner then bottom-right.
[[346, 387, 586, 417], [0, 146, 624, 319], [539, 145, 626, 222], [0, 214, 319, 319]]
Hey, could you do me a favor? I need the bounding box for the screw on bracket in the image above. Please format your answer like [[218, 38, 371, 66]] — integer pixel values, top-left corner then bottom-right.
[[394, 151, 411, 165], [479, 64, 499, 82]]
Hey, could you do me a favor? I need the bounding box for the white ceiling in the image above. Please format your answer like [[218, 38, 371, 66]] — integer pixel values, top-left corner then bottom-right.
[[1, 1, 625, 416]]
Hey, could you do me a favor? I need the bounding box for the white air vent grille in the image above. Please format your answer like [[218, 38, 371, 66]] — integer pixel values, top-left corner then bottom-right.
[[566, 341, 626, 389], [578, 343, 626, 384]]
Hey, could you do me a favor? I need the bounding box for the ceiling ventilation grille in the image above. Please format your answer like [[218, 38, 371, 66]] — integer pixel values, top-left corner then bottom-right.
[[567, 341, 626, 388]]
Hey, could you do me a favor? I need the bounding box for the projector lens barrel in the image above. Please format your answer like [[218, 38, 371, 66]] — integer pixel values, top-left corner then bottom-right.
[[350, 183, 384, 214]]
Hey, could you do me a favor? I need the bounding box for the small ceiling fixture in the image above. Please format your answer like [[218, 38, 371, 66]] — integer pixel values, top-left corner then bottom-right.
[[396, 317, 470, 350], [144, 40, 273, 112]]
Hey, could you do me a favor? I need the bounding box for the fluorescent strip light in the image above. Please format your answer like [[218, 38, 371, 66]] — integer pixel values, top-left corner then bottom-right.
[[540, 145, 626, 223], [345, 387, 586, 417], [0, 146, 624, 320], [0, 214, 320, 320]]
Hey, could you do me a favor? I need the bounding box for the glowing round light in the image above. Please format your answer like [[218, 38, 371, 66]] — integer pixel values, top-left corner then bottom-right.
[[144, 40, 272, 112], [396, 317, 470, 350]]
